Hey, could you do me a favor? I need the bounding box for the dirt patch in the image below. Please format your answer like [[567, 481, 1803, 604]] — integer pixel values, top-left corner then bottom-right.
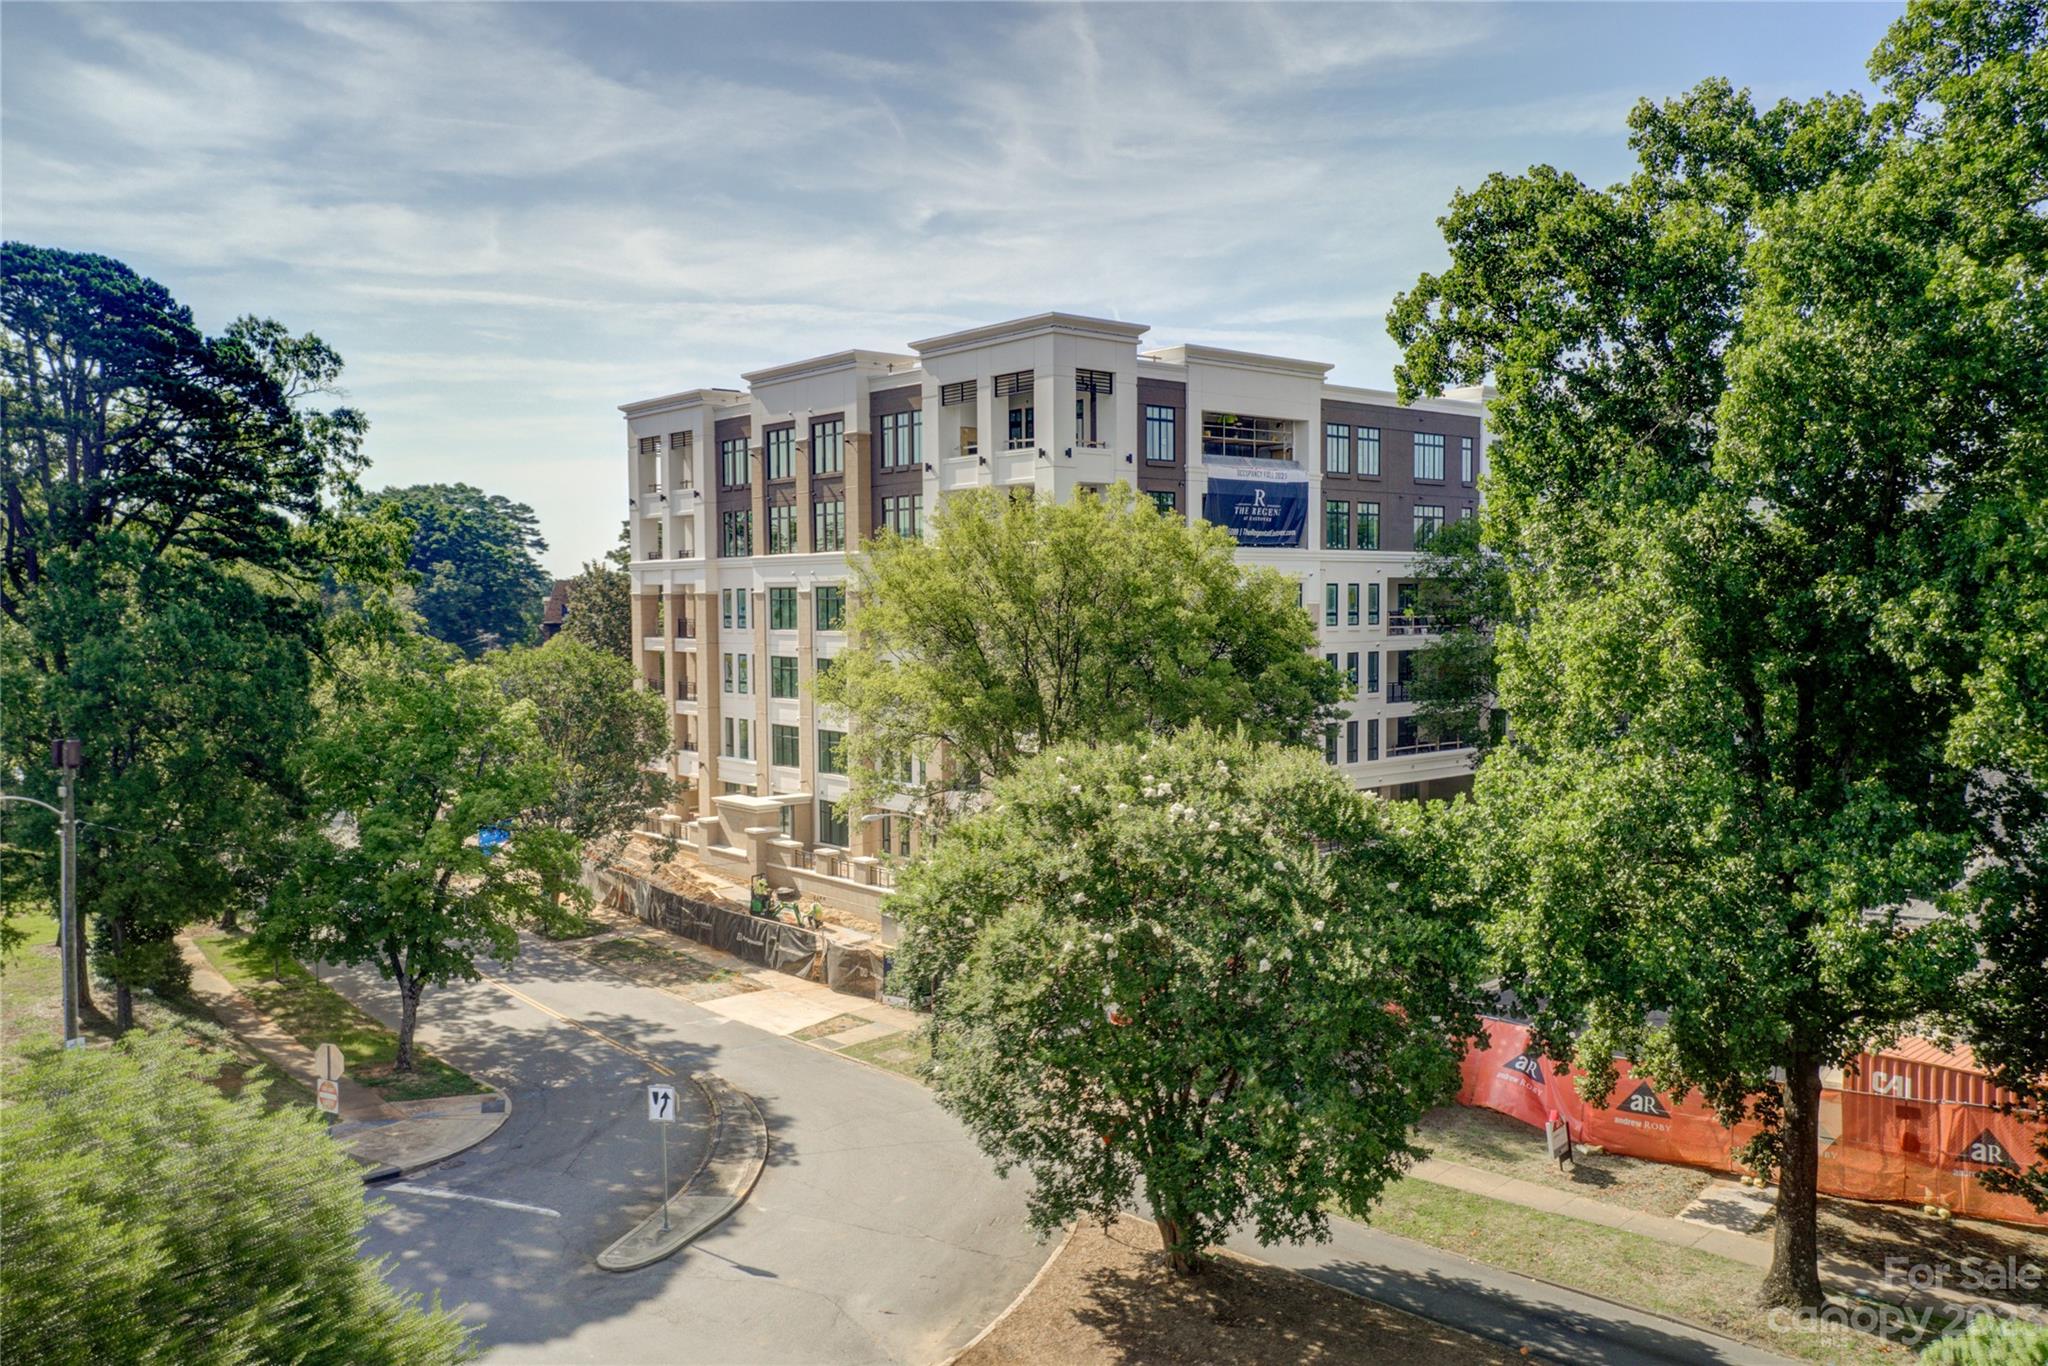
[[1418, 1105, 1715, 1217], [792, 1013, 870, 1041], [958, 1215, 1517, 1366]]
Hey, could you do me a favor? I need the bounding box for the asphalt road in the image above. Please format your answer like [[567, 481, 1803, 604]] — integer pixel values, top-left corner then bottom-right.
[[322, 936, 1047, 1365]]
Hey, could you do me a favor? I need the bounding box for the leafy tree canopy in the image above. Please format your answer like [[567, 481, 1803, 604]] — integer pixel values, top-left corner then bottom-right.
[[0, 1029, 470, 1364], [1405, 516, 1512, 753], [362, 482, 551, 656], [0, 242, 401, 1020], [894, 728, 1486, 1274], [557, 523, 633, 660], [1387, 0, 2044, 1307], [814, 486, 1347, 818], [484, 635, 671, 862], [263, 632, 582, 1070]]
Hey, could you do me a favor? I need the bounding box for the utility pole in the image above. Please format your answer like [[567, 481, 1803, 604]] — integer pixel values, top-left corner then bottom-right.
[[1, 738, 83, 1049], [54, 738, 82, 1048]]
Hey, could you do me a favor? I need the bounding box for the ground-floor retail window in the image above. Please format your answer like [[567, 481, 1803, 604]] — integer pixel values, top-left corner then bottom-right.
[[817, 801, 849, 848]]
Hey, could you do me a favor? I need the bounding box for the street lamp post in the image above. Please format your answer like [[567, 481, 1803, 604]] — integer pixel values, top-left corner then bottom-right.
[[1, 737, 83, 1048]]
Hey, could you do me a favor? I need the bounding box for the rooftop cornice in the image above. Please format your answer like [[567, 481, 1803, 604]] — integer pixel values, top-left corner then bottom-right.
[[619, 387, 744, 417], [1144, 343, 1334, 380], [909, 311, 1150, 357], [1323, 383, 1488, 417], [740, 348, 917, 388]]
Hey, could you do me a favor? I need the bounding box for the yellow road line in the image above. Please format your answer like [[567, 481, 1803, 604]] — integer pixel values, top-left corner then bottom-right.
[[475, 969, 674, 1078]]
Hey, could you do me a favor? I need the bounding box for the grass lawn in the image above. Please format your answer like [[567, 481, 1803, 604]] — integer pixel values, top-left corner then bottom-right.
[[1415, 1104, 1715, 1216], [1364, 1179, 1920, 1365], [3, 911, 313, 1112], [191, 930, 484, 1103], [839, 1028, 930, 1081]]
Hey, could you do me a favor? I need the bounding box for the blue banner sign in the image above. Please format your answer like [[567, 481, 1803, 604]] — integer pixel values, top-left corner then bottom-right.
[[1202, 472, 1307, 547]]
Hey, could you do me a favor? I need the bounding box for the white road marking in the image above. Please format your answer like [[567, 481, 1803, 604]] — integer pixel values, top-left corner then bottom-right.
[[384, 1182, 561, 1218]]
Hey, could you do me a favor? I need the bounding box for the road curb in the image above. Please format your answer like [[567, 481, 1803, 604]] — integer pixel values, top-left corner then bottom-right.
[[935, 1222, 1077, 1366], [597, 1073, 767, 1272], [354, 1091, 516, 1181]]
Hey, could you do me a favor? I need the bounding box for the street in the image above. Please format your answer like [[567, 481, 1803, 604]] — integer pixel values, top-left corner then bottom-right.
[[323, 936, 1047, 1365]]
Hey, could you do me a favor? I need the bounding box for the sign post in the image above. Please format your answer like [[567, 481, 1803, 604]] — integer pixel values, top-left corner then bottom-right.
[[648, 1083, 677, 1232], [315, 1043, 345, 1119]]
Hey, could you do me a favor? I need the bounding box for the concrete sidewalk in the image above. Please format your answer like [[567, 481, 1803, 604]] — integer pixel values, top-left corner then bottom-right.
[[176, 931, 509, 1178]]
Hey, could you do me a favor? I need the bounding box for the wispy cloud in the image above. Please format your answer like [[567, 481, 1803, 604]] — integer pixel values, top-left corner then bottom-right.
[[2, 0, 1901, 572]]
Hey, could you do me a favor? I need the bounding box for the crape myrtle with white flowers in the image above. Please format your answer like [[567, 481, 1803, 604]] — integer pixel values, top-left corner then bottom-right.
[[888, 726, 1487, 1274]]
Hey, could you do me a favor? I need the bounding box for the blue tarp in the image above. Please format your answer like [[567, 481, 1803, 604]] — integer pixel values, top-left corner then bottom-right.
[[1202, 470, 1308, 547]]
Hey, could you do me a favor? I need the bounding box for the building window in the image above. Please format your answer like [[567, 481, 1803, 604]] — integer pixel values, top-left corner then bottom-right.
[[811, 418, 844, 475], [1460, 435, 1474, 484], [1367, 721, 1380, 762], [722, 716, 751, 759], [1414, 432, 1445, 481], [1462, 504, 1475, 520], [1346, 652, 1360, 687], [771, 724, 800, 768], [721, 509, 752, 558], [1367, 650, 1381, 693], [1326, 650, 1340, 673], [1324, 423, 1351, 475], [1145, 405, 1177, 463], [882, 494, 921, 538], [1324, 724, 1339, 765], [722, 652, 733, 693], [817, 729, 847, 775], [879, 410, 921, 469], [768, 587, 796, 631], [768, 505, 798, 555], [765, 428, 795, 481], [1359, 427, 1381, 477], [1346, 720, 1359, 764], [720, 436, 750, 487], [735, 590, 749, 628], [1397, 716, 1420, 750], [736, 654, 751, 694], [770, 655, 799, 698], [817, 801, 849, 848], [1348, 583, 1360, 625], [813, 498, 845, 552], [1368, 582, 1381, 626], [1007, 400, 1035, 447], [1357, 501, 1380, 550], [1150, 489, 1178, 514], [1324, 583, 1339, 627], [815, 585, 845, 631], [1414, 504, 1445, 546], [720, 589, 734, 630], [1324, 499, 1350, 550], [639, 435, 659, 456]]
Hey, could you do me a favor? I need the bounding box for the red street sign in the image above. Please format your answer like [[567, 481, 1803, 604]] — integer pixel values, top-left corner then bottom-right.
[[316, 1078, 341, 1115]]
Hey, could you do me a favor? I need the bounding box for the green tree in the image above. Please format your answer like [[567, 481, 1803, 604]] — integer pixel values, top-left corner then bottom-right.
[[485, 634, 671, 883], [558, 523, 632, 660], [1405, 516, 1510, 752], [814, 485, 1346, 819], [362, 483, 551, 656], [1387, 0, 2041, 1308], [0, 242, 397, 1024], [894, 728, 1486, 1274], [264, 634, 581, 1070], [0, 1029, 470, 1364]]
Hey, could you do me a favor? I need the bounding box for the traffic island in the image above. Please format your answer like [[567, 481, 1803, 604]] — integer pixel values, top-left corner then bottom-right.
[[598, 1073, 767, 1272]]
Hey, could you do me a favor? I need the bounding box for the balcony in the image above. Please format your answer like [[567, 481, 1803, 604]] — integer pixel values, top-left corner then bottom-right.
[[1387, 681, 1413, 703], [1388, 614, 1446, 637]]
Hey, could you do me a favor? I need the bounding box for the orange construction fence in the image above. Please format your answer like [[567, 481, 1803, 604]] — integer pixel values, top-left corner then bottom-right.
[[1457, 1018, 2048, 1228]]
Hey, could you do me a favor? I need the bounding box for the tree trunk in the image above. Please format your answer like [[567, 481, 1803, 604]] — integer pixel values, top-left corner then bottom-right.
[[1153, 1207, 1204, 1276], [73, 907, 94, 1018], [1759, 1054, 1825, 1310], [394, 976, 423, 1074], [219, 903, 237, 933], [112, 914, 133, 1033]]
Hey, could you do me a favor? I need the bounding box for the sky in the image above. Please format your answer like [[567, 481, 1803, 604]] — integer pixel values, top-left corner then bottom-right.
[[3, 1, 1905, 577]]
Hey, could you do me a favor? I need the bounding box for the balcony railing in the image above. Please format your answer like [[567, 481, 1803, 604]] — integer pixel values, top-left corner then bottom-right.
[[1386, 739, 1474, 758], [956, 442, 979, 459], [1388, 614, 1446, 636], [1388, 681, 1413, 702], [1005, 437, 1036, 451]]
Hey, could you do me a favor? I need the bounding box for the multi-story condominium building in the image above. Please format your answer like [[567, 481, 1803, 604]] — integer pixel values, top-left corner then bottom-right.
[[622, 312, 1485, 868]]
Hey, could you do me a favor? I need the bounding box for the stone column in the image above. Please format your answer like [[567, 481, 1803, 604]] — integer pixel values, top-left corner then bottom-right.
[[696, 589, 721, 821]]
